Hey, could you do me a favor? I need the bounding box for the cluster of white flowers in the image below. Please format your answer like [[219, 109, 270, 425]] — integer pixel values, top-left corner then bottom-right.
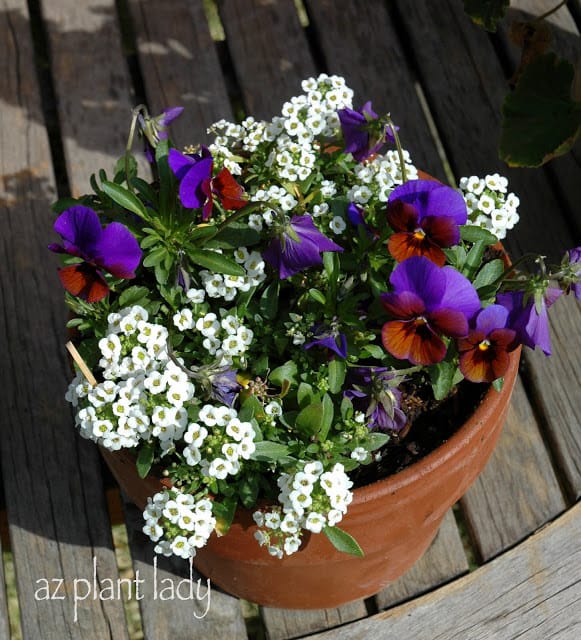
[[253, 462, 353, 557], [460, 173, 520, 240], [66, 306, 196, 453], [142, 489, 216, 559], [181, 404, 256, 478]]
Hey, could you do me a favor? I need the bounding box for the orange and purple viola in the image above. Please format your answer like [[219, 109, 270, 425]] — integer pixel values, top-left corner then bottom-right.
[[48, 205, 142, 303], [386, 179, 467, 266], [381, 256, 481, 366]]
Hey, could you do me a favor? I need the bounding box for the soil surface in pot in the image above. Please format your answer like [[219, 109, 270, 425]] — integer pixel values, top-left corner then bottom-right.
[[351, 379, 489, 488]]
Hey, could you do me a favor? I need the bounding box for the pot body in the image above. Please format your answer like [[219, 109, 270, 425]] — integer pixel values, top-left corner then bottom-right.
[[101, 348, 520, 609]]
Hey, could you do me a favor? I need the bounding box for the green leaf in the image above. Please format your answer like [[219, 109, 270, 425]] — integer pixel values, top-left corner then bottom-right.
[[210, 224, 261, 249], [323, 526, 364, 557], [136, 442, 154, 479], [463, 0, 509, 32], [101, 180, 148, 220], [259, 281, 280, 320], [250, 441, 291, 462], [319, 393, 334, 441], [430, 360, 457, 401], [213, 496, 238, 535], [473, 258, 505, 291], [187, 249, 246, 276], [328, 358, 346, 394], [308, 288, 327, 305], [119, 286, 150, 307], [500, 53, 581, 167], [492, 377, 505, 392], [239, 475, 260, 509], [270, 360, 298, 388], [142, 246, 167, 268], [295, 402, 324, 437], [460, 225, 498, 245], [464, 240, 487, 278], [114, 154, 138, 183], [365, 432, 390, 451], [297, 382, 315, 409]]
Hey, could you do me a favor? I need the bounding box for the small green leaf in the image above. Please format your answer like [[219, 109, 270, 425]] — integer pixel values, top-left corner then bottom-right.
[[259, 281, 280, 319], [460, 225, 498, 245], [187, 249, 246, 276], [473, 258, 505, 290], [189, 225, 219, 244], [295, 402, 324, 437], [323, 526, 364, 557], [297, 382, 315, 409], [328, 358, 346, 394], [250, 441, 291, 462], [101, 180, 148, 220], [430, 360, 457, 401], [308, 288, 327, 305], [119, 286, 150, 307], [500, 53, 581, 167], [463, 0, 509, 32], [136, 442, 154, 479], [210, 224, 261, 249], [365, 432, 390, 451], [492, 377, 505, 392], [270, 361, 298, 388], [142, 246, 167, 268], [213, 496, 238, 535]]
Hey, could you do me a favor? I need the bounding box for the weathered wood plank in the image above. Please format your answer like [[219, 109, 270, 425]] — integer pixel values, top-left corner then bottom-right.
[[219, 0, 316, 119], [304, 0, 445, 181], [393, 0, 573, 260], [40, 0, 144, 196], [0, 541, 11, 640], [375, 509, 468, 610], [307, 503, 581, 640], [122, 500, 248, 640], [128, 0, 233, 144], [461, 376, 567, 560], [0, 1, 129, 637]]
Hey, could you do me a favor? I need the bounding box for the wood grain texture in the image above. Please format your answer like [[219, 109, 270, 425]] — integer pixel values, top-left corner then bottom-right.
[[304, 0, 445, 181], [122, 500, 248, 640], [307, 503, 581, 640], [393, 0, 573, 260], [0, 1, 129, 637], [461, 376, 567, 561], [128, 0, 233, 144], [40, 0, 143, 195], [375, 509, 469, 610], [219, 0, 316, 118]]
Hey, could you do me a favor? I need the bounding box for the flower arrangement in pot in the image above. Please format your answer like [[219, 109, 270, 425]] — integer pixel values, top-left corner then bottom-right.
[[50, 75, 580, 609]]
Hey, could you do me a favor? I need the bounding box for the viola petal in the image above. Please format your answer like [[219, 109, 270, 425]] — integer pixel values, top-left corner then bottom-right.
[[474, 304, 510, 334], [58, 263, 110, 302], [95, 222, 142, 278], [53, 206, 103, 258], [438, 267, 481, 320], [427, 308, 469, 338], [389, 256, 446, 307], [382, 320, 446, 365], [421, 215, 461, 248], [459, 346, 510, 383], [386, 199, 419, 232], [387, 232, 447, 266], [212, 168, 246, 210], [168, 148, 196, 181], [380, 290, 426, 319]]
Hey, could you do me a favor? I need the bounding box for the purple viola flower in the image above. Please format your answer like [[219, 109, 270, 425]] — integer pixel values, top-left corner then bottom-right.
[[262, 215, 343, 279], [381, 256, 481, 365], [168, 147, 246, 220], [386, 179, 468, 267], [345, 368, 407, 432], [304, 325, 347, 359], [210, 368, 241, 406], [48, 205, 142, 302], [497, 288, 562, 356], [566, 247, 581, 299], [337, 102, 397, 162], [156, 107, 184, 140], [139, 106, 184, 161], [457, 304, 517, 383]]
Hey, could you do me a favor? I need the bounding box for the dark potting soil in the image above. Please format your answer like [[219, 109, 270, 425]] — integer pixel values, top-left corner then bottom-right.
[[350, 380, 489, 488]]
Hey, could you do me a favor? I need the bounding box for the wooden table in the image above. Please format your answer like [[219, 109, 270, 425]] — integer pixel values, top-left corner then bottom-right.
[[1, 1, 580, 638]]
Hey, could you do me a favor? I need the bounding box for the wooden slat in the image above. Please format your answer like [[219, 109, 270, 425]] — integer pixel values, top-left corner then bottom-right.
[[0, 540, 11, 640], [461, 377, 567, 560], [306, 503, 581, 640], [304, 0, 446, 181], [393, 0, 573, 260], [128, 0, 234, 144], [0, 1, 129, 637], [122, 500, 249, 639], [375, 509, 468, 610], [219, 0, 316, 119], [40, 0, 145, 196]]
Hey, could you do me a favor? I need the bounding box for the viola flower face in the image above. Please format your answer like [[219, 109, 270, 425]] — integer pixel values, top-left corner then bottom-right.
[[262, 215, 343, 279], [48, 205, 142, 302], [381, 256, 481, 365], [457, 305, 517, 383], [345, 368, 407, 432], [169, 147, 246, 220], [497, 288, 562, 356], [337, 101, 396, 162], [386, 179, 468, 266]]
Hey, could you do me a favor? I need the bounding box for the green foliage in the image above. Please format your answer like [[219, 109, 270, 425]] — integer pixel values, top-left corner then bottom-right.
[[323, 526, 365, 557], [500, 53, 581, 167], [463, 0, 509, 32]]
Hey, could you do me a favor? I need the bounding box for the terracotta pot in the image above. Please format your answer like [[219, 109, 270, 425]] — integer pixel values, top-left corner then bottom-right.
[[100, 346, 520, 609]]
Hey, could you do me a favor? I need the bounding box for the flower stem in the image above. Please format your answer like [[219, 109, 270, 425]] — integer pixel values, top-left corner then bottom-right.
[[535, 0, 568, 23], [386, 116, 407, 183]]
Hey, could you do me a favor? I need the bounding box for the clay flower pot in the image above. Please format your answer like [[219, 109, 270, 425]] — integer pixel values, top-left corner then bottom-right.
[[101, 345, 520, 609]]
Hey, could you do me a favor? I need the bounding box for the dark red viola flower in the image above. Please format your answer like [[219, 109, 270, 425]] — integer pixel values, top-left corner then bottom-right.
[[386, 179, 467, 266], [168, 147, 246, 220], [457, 305, 517, 383], [381, 256, 481, 365], [48, 205, 142, 303]]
